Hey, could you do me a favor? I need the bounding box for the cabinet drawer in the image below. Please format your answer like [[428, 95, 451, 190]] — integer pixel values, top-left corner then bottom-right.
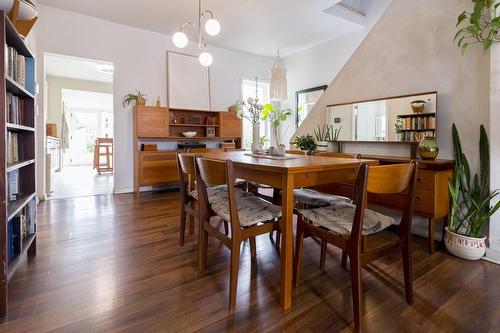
[[416, 170, 436, 191], [139, 152, 178, 185], [413, 189, 435, 215]]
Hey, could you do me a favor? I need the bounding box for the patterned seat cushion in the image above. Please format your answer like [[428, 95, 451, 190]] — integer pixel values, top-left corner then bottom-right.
[[293, 188, 350, 207], [211, 196, 282, 227], [189, 185, 252, 204], [299, 202, 395, 236]]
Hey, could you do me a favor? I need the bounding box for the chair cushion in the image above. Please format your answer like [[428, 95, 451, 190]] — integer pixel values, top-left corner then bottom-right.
[[211, 196, 282, 227], [298, 202, 395, 236], [189, 185, 252, 204], [293, 188, 350, 207]]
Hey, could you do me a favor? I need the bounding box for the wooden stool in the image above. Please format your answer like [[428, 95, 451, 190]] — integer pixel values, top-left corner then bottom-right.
[[93, 138, 113, 174]]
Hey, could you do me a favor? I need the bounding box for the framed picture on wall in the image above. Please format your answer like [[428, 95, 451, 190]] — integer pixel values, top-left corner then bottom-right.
[[167, 51, 211, 110], [206, 127, 216, 137]]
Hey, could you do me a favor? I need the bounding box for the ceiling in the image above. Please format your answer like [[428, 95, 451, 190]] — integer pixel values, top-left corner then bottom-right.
[[45, 53, 114, 83], [62, 89, 113, 111], [38, 0, 367, 57]]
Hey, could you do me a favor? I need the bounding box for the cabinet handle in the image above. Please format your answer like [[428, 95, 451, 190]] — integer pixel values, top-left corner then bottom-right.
[[415, 195, 423, 200], [416, 177, 423, 183]]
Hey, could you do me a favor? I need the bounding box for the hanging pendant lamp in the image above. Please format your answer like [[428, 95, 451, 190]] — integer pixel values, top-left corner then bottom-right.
[[270, 49, 287, 101]]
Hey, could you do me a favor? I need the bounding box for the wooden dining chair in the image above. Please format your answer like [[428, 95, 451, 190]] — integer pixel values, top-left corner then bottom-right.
[[195, 157, 282, 311], [177, 153, 251, 246], [294, 162, 417, 333]]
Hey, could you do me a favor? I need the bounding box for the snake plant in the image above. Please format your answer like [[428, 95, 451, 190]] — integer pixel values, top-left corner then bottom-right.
[[448, 124, 500, 237]]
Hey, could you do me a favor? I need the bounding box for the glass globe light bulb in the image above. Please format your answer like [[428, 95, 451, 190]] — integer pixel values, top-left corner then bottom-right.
[[205, 18, 221, 36], [172, 31, 188, 48]]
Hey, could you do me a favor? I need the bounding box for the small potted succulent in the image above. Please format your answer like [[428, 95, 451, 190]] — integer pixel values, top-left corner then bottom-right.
[[122, 89, 147, 109], [291, 134, 316, 155], [314, 124, 331, 152]]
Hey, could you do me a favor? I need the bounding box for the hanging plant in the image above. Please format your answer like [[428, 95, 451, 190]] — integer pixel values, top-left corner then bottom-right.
[[455, 0, 500, 53]]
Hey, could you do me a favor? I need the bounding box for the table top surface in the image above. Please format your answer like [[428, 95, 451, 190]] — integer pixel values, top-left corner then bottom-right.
[[199, 151, 378, 172]]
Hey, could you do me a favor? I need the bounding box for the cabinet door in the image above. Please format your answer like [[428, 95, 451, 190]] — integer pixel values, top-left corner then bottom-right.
[[219, 110, 242, 138], [135, 106, 168, 138], [139, 151, 178, 186]]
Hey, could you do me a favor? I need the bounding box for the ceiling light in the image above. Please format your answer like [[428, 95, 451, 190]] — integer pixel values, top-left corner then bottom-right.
[[172, 0, 220, 66], [205, 18, 220, 36], [269, 49, 287, 101], [172, 31, 188, 48], [96, 64, 114, 75], [199, 52, 213, 67]]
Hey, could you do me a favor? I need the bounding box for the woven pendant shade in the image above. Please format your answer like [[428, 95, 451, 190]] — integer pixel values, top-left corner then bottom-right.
[[270, 50, 287, 101]]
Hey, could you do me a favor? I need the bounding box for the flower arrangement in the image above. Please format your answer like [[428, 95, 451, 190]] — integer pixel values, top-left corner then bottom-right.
[[233, 98, 264, 124], [394, 118, 403, 134]]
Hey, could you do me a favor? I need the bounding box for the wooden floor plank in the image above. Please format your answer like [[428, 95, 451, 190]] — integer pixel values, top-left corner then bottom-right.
[[1, 191, 499, 332]]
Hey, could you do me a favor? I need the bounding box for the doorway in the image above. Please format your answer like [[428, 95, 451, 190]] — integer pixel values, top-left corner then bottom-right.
[[44, 53, 114, 199]]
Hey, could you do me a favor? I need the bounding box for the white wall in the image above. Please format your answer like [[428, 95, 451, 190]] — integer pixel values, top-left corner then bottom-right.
[[46, 76, 113, 137], [35, 5, 274, 195], [282, 0, 392, 145], [489, 43, 500, 261]]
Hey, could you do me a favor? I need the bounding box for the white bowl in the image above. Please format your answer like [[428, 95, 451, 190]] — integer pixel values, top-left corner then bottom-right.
[[182, 132, 197, 138]]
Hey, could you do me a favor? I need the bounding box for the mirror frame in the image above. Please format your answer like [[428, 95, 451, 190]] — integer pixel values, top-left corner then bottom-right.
[[295, 85, 328, 129]]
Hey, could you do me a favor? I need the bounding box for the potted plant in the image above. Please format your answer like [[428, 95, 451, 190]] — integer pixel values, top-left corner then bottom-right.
[[446, 124, 500, 260], [232, 98, 263, 153], [291, 134, 316, 155], [261, 102, 291, 156], [455, 0, 500, 53], [314, 124, 332, 152], [122, 89, 147, 109]]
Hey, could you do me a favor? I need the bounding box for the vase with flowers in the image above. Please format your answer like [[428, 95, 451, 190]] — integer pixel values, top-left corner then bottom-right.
[[261, 102, 291, 156], [233, 98, 264, 153]]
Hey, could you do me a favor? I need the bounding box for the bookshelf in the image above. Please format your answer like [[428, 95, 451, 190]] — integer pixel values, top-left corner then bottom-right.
[[397, 112, 436, 142], [0, 12, 37, 318]]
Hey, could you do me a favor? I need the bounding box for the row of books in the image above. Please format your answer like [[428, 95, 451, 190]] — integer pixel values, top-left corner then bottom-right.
[[7, 197, 36, 263], [6, 46, 27, 88], [400, 131, 436, 142], [399, 116, 436, 131], [6, 92, 27, 125], [7, 132, 21, 164]]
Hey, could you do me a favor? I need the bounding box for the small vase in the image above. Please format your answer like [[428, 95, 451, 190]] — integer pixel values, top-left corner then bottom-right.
[[251, 123, 260, 153], [270, 145, 285, 156], [419, 136, 439, 160]]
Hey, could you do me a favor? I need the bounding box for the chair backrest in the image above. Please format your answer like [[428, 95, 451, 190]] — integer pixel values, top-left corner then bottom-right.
[[286, 150, 306, 155], [319, 152, 360, 159], [351, 162, 418, 245], [195, 157, 242, 236], [177, 153, 198, 202]]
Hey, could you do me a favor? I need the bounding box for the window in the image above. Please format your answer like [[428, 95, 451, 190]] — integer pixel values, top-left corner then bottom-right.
[[240, 78, 270, 149]]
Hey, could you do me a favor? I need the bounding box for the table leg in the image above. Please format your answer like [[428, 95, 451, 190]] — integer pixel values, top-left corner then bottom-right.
[[280, 174, 294, 310]]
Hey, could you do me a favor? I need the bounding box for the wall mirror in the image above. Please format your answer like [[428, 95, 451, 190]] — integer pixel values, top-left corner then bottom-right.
[[296, 85, 327, 128], [326, 91, 437, 142]]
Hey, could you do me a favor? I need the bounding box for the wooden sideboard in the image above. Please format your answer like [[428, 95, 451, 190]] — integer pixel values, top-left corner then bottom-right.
[[133, 106, 242, 192], [316, 154, 454, 253]]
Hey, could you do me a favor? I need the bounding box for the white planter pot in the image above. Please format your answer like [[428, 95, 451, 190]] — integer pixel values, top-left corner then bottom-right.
[[444, 227, 486, 260], [316, 141, 328, 152]]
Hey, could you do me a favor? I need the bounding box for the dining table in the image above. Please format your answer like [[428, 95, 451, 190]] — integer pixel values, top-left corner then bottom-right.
[[198, 150, 378, 310]]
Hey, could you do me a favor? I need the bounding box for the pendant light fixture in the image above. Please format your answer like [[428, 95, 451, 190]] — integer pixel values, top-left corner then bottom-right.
[[270, 49, 288, 101], [172, 0, 220, 66]]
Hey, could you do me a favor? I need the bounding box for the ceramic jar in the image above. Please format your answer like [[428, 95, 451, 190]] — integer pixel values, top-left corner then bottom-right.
[[419, 136, 439, 160]]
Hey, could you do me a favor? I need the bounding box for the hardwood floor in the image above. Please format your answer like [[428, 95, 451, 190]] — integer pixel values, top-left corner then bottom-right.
[[1, 191, 499, 332]]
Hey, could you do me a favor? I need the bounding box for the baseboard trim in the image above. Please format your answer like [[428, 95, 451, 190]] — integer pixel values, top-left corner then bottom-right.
[[484, 248, 500, 265], [114, 187, 134, 194]]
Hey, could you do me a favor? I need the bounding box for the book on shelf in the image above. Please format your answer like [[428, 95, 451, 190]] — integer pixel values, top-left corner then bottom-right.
[[5, 45, 27, 87], [400, 131, 436, 142], [6, 92, 26, 125], [7, 198, 37, 263], [7, 131, 20, 164], [8, 170, 19, 202], [399, 115, 436, 130]]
